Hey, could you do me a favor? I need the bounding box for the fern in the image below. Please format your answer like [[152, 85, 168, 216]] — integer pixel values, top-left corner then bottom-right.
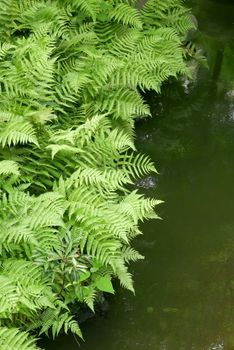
[[0, 327, 40, 350], [68, 0, 100, 21], [0, 0, 195, 347], [110, 3, 143, 29], [0, 160, 20, 176], [0, 117, 38, 147]]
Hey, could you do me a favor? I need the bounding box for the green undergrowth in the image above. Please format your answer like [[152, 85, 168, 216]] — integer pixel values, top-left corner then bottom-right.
[[0, 0, 194, 347]]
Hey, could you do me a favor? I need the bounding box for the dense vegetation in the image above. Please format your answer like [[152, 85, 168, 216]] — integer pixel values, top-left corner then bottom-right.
[[0, 0, 194, 348]]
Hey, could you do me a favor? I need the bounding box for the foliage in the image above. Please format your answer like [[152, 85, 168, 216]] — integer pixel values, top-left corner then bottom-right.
[[0, 0, 194, 347]]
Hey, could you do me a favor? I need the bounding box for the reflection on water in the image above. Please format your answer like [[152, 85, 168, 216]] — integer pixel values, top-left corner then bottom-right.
[[42, 1, 234, 349]]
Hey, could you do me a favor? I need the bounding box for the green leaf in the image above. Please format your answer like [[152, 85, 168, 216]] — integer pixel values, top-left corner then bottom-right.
[[96, 276, 115, 294], [79, 271, 91, 282]]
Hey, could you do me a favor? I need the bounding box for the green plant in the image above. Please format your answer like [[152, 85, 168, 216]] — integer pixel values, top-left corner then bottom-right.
[[0, 0, 194, 347]]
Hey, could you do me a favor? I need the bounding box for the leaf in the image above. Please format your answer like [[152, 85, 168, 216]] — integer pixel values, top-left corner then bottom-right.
[[96, 276, 115, 294], [79, 271, 90, 282], [46, 144, 83, 159]]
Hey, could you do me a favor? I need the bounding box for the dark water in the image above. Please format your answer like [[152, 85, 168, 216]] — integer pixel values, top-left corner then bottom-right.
[[42, 1, 234, 349]]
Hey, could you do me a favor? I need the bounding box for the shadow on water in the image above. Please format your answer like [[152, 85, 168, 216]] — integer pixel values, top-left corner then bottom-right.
[[41, 1, 234, 349]]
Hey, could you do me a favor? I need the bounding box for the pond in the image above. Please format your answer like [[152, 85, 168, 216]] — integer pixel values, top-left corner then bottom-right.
[[41, 1, 234, 349]]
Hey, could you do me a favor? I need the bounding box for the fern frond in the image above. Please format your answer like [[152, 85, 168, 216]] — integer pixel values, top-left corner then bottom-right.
[[142, 0, 194, 36], [52, 313, 83, 339], [0, 43, 15, 60], [39, 307, 83, 339], [95, 88, 150, 119], [110, 3, 143, 29], [46, 144, 83, 159], [121, 246, 144, 263], [0, 117, 38, 147], [68, 0, 99, 21], [120, 152, 158, 179], [0, 327, 40, 350], [0, 160, 20, 176], [114, 261, 134, 292]]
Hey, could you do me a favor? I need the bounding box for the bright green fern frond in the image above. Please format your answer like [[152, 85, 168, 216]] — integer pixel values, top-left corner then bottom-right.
[[142, 0, 194, 36], [110, 3, 143, 29], [121, 246, 144, 263], [120, 152, 158, 179], [0, 160, 20, 176], [0, 327, 40, 350], [113, 260, 134, 292], [95, 88, 150, 119], [0, 117, 38, 147], [0, 43, 15, 60]]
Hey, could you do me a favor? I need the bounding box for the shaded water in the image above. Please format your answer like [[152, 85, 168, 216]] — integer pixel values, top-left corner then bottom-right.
[[42, 1, 234, 349]]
